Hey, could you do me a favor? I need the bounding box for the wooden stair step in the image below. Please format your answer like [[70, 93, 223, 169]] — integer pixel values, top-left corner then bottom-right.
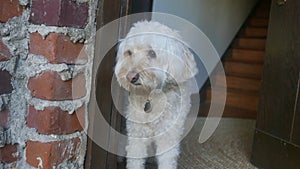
[[213, 73, 261, 92], [256, 3, 270, 9], [258, 0, 272, 8], [224, 61, 263, 79], [255, 9, 270, 18], [199, 0, 271, 119], [206, 88, 259, 111], [250, 18, 269, 27], [244, 27, 267, 38], [199, 102, 257, 119], [231, 49, 265, 63], [236, 38, 266, 50]]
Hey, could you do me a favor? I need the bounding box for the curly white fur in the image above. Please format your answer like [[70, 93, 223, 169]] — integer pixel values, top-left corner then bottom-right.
[[114, 21, 198, 169]]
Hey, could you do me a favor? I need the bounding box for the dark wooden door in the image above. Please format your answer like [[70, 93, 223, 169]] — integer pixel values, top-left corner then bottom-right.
[[251, 0, 300, 168]]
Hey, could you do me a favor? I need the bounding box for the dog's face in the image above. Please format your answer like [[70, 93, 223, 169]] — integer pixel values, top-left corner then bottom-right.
[[114, 21, 198, 93], [115, 43, 168, 92]]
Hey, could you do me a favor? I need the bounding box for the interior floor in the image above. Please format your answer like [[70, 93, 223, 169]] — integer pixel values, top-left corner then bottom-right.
[[178, 117, 257, 169], [118, 117, 257, 169]]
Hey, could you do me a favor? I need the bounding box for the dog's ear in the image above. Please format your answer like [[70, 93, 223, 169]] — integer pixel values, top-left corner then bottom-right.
[[166, 46, 198, 83], [182, 47, 198, 81]]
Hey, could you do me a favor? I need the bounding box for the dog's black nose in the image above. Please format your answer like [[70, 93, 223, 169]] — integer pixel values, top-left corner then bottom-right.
[[126, 71, 140, 84]]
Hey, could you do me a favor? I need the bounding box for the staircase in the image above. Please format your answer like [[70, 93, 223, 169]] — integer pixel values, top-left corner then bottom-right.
[[200, 0, 271, 119]]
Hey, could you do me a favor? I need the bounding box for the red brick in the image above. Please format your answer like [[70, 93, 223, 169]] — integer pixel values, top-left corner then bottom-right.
[[29, 0, 60, 26], [26, 138, 80, 168], [0, 0, 23, 22], [0, 108, 9, 127], [30, 0, 88, 28], [0, 70, 13, 95], [0, 36, 12, 61], [59, 0, 89, 28], [27, 71, 86, 101], [29, 32, 88, 64], [27, 105, 85, 135], [0, 144, 19, 163]]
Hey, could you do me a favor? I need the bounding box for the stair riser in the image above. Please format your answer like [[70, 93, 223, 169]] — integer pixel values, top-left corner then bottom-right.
[[236, 39, 266, 50], [214, 74, 261, 92], [201, 0, 270, 119], [224, 62, 263, 79], [231, 49, 265, 63], [244, 28, 267, 38], [199, 103, 257, 119], [207, 89, 259, 111], [250, 18, 269, 27], [255, 8, 270, 18]]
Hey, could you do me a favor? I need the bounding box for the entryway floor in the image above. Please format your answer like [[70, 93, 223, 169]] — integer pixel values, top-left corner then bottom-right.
[[118, 118, 257, 169], [178, 117, 258, 169]]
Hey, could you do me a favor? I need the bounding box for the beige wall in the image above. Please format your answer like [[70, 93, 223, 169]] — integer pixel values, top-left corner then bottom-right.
[[153, 0, 258, 55], [152, 0, 258, 88]]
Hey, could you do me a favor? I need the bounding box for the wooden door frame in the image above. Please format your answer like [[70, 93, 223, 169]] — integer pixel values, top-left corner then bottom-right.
[[85, 0, 153, 168], [85, 0, 131, 168]]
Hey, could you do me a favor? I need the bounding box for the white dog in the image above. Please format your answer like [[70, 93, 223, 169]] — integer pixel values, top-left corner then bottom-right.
[[114, 21, 198, 169]]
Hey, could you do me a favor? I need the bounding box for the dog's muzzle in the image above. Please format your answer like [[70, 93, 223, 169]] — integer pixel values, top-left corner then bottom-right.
[[126, 71, 141, 85]]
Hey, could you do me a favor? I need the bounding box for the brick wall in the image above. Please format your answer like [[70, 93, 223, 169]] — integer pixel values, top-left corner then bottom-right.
[[0, 0, 97, 168]]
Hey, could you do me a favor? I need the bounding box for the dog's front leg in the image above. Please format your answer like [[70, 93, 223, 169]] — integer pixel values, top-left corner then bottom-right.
[[126, 158, 146, 169], [126, 138, 148, 169], [155, 131, 182, 169], [156, 145, 180, 169]]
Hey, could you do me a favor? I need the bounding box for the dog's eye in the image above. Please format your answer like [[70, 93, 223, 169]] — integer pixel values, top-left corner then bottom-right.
[[124, 50, 132, 57], [148, 50, 156, 58]]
